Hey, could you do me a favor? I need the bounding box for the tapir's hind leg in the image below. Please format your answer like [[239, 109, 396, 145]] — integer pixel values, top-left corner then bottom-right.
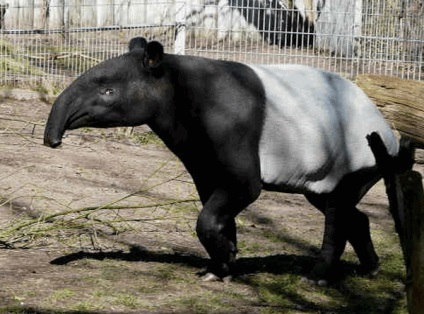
[[344, 207, 379, 275], [306, 196, 348, 280], [305, 194, 379, 281]]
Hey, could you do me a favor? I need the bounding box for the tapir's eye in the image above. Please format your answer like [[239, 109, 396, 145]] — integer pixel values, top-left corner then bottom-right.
[[105, 88, 115, 95], [100, 88, 115, 96]]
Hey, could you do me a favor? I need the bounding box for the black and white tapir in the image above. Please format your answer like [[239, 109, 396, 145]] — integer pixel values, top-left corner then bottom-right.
[[44, 37, 402, 283]]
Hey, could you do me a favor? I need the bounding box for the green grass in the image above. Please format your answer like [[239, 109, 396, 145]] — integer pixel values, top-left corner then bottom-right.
[[132, 131, 163, 146], [0, 56, 46, 76], [0, 40, 46, 77], [49, 289, 75, 302]]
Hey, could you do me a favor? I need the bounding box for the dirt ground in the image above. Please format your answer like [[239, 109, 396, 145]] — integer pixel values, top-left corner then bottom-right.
[[0, 90, 423, 313]]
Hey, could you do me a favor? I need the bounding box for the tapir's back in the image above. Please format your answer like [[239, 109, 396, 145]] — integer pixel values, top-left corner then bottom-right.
[[248, 64, 399, 194]]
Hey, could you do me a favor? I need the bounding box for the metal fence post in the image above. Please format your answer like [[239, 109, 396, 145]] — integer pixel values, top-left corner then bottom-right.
[[174, 0, 186, 55]]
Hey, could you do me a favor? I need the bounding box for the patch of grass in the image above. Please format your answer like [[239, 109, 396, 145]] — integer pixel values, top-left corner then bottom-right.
[[172, 292, 235, 314], [252, 273, 307, 310], [32, 80, 64, 98], [113, 292, 141, 309], [234, 222, 407, 313], [239, 240, 266, 255], [0, 39, 16, 55], [99, 259, 129, 281], [132, 131, 163, 146], [73, 301, 102, 312], [89, 290, 144, 309], [49, 288, 75, 302], [0, 57, 46, 76], [0, 40, 47, 77], [155, 264, 178, 281]]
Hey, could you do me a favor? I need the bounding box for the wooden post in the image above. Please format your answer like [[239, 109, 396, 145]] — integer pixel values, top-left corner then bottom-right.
[[367, 132, 424, 314], [402, 171, 424, 313]]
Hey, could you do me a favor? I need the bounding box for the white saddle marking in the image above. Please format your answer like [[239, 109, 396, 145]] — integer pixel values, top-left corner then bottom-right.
[[248, 64, 398, 194]]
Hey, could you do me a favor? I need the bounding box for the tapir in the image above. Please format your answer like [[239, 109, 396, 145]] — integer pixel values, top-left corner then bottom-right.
[[44, 37, 401, 282]]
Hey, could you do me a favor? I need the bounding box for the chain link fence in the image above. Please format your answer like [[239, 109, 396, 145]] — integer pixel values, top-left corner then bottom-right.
[[0, 0, 422, 90]]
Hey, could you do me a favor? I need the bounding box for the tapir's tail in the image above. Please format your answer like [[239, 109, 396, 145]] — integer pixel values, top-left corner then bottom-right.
[[367, 133, 416, 176]]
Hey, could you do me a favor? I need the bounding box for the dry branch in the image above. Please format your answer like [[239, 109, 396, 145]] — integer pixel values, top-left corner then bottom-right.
[[54, 53, 101, 63], [0, 163, 199, 248], [0, 197, 199, 248]]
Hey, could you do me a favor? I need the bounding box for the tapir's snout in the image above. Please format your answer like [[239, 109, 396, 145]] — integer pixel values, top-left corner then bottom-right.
[[43, 136, 62, 148], [44, 109, 66, 149], [44, 92, 69, 149]]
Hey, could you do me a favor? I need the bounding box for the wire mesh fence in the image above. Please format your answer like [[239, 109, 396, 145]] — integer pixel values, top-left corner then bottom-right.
[[0, 0, 180, 88], [0, 0, 422, 89]]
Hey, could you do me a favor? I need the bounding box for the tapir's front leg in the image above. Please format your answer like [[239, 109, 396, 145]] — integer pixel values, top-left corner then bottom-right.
[[196, 189, 252, 281], [196, 186, 260, 281], [196, 189, 238, 280]]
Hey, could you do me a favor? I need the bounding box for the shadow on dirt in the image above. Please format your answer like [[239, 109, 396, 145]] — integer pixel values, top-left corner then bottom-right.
[[57, 246, 365, 279], [50, 245, 206, 269], [48, 246, 404, 314], [51, 243, 315, 270], [50, 244, 357, 282]]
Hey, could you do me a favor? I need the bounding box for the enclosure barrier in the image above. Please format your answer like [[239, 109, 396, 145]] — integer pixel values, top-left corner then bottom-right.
[[0, 0, 423, 88], [368, 132, 424, 314], [361, 75, 424, 314]]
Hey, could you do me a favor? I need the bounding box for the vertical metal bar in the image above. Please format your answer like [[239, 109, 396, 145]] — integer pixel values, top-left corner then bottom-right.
[[174, 0, 186, 55], [352, 0, 362, 78]]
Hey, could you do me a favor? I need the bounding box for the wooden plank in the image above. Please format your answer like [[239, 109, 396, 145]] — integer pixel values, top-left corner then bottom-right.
[[356, 75, 424, 146]]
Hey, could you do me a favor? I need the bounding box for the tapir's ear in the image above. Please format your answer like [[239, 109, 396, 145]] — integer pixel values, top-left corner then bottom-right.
[[128, 37, 147, 52], [143, 41, 164, 68]]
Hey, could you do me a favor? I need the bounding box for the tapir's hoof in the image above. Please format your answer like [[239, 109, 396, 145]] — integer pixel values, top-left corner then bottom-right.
[[301, 276, 328, 287], [201, 272, 221, 282], [369, 266, 380, 277], [360, 264, 380, 277], [201, 272, 233, 283], [307, 261, 344, 286], [317, 279, 328, 286]]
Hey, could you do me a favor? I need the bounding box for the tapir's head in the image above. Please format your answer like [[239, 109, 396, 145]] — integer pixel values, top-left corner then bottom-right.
[[44, 37, 168, 148]]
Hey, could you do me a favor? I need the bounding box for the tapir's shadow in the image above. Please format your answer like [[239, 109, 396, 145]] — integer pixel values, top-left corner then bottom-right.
[[50, 245, 207, 269], [50, 245, 355, 279], [49, 247, 405, 313]]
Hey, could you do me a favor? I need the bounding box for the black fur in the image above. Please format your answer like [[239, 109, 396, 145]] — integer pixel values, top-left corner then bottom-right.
[[45, 38, 266, 279]]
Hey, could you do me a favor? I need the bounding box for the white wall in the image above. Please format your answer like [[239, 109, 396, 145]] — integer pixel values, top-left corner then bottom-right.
[[1, 0, 363, 56]]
